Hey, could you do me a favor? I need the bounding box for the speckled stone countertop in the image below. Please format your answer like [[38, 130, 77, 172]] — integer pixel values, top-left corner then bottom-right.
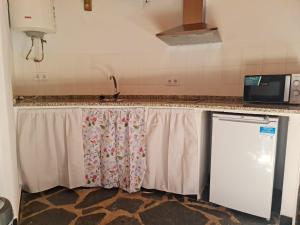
[[14, 95, 300, 115]]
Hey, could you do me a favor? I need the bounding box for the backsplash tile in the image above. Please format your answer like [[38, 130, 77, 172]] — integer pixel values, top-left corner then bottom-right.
[[263, 46, 287, 64], [11, 0, 300, 96], [286, 62, 300, 74], [262, 63, 286, 74]]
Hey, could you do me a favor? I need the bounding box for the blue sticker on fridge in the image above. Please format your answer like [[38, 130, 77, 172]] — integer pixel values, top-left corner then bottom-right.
[[260, 127, 276, 135]]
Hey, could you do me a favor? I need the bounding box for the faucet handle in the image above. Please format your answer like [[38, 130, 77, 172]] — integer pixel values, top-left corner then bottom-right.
[[99, 95, 105, 101]]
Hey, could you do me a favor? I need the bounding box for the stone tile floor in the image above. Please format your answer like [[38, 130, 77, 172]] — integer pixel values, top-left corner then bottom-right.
[[19, 186, 280, 225]]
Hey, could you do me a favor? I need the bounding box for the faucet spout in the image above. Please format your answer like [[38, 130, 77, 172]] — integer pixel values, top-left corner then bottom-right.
[[109, 75, 120, 100]]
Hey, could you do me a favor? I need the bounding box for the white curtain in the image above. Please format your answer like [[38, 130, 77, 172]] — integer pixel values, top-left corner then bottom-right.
[[143, 108, 200, 195], [17, 109, 85, 193]]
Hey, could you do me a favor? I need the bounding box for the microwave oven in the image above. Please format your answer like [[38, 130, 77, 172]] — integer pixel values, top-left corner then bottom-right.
[[243, 74, 300, 104]]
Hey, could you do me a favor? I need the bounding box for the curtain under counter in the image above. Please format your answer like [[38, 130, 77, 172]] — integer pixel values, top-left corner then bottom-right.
[[16, 106, 207, 197], [143, 108, 207, 197], [17, 109, 86, 193], [82, 108, 146, 193]]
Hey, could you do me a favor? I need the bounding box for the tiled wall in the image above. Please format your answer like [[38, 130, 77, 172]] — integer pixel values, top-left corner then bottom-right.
[[11, 0, 300, 96]]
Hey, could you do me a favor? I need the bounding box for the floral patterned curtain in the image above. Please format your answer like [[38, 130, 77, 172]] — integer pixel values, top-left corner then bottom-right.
[[82, 108, 146, 193]]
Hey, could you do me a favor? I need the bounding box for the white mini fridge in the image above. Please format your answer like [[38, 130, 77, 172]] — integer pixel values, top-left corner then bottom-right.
[[210, 113, 279, 220]]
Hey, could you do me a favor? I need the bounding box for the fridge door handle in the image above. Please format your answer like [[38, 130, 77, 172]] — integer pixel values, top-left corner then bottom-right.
[[218, 117, 271, 124]]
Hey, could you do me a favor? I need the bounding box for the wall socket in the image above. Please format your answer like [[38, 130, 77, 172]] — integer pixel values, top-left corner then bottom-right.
[[34, 73, 48, 81], [166, 79, 180, 86]]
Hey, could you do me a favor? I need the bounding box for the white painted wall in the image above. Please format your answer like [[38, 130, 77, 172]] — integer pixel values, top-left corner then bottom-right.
[[11, 0, 300, 96], [0, 0, 21, 218]]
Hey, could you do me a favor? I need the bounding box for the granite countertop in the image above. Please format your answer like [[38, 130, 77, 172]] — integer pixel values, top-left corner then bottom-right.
[[14, 95, 300, 114]]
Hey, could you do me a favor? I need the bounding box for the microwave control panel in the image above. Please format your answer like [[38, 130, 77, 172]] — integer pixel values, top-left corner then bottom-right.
[[290, 74, 300, 104]]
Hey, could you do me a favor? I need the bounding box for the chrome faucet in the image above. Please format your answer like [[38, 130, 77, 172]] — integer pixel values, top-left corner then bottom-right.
[[109, 75, 120, 100]]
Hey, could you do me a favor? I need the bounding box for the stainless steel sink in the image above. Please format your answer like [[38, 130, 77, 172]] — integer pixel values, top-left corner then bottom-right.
[[100, 98, 124, 103], [165, 99, 201, 104]]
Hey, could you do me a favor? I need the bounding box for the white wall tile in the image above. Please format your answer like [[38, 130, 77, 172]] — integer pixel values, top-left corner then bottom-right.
[[242, 47, 264, 65], [263, 46, 287, 64], [202, 66, 221, 85], [222, 48, 242, 66], [11, 0, 300, 96], [221, 66, 243, 85], [286, 45, 300, 63], [262, 63, 286, 74], [242, 64, 263, 75], [286, 62, 300, 74]]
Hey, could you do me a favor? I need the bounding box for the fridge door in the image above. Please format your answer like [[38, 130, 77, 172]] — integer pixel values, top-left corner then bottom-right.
[[210, 113, 279, 219]]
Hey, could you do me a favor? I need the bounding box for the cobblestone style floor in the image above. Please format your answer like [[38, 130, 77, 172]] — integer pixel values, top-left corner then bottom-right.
[[19, 186, 279, 225]]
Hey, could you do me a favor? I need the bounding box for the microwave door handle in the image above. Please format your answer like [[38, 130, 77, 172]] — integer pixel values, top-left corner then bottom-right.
[[218, 117, 271, 124], [284, 75, 291, 102]]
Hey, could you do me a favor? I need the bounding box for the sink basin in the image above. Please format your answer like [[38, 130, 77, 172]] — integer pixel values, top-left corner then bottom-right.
[[165, 100, 200, 104], [100, 98, 124, 103]]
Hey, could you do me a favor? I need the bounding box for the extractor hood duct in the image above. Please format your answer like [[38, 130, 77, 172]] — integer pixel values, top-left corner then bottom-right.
[[156, 0, 221, 45]]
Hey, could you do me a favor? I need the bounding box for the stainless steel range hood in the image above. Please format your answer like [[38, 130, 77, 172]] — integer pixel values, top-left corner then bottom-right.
[[156, 0, 221, 45]]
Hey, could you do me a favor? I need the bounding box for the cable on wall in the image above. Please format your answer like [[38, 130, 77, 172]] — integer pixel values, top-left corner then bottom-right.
[[25, 36, 47, 63]]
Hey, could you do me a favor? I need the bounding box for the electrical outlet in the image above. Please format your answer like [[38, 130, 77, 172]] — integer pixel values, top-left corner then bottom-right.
[[166, 79, 180, 86], [34, 73, 48, 81]]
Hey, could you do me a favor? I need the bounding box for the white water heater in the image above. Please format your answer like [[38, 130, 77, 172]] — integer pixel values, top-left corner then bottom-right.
[[9, 0, 56, 35], [9, 0, 56, 62]]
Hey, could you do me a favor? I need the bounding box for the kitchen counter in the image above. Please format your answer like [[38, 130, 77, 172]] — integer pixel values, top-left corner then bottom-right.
[[13, 95, 300, 223], [14, 95, 300, 115]]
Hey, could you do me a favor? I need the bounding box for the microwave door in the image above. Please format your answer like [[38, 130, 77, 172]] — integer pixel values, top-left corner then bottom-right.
[[244, 75, 290, 104]]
